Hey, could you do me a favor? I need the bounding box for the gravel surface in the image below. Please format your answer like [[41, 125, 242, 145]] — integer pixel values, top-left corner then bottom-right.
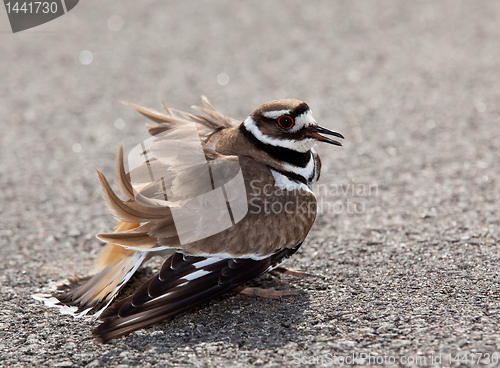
[[2, 1, 500, 367]]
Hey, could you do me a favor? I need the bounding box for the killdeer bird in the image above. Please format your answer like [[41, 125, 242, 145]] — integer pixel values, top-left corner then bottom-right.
[[34, 97, 344, 343]]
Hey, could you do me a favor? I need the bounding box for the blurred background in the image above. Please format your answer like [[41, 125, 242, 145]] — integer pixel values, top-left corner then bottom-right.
[[2, 1, 500, 366]]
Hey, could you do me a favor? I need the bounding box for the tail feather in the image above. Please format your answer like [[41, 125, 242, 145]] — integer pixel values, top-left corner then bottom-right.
[[33, 222, 148, 317], [96, 222, 180, 251], [95, 232, 159, 249], [33, 250, 148, 317], [93, 222, 141, 272]]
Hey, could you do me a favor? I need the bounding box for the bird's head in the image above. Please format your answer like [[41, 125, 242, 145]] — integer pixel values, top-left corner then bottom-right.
[[243, 99, 344, 153]]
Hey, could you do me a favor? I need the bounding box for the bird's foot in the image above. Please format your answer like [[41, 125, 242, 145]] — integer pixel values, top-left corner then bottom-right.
[[269, 266, 313, 278], [232, 286, 302, 300]]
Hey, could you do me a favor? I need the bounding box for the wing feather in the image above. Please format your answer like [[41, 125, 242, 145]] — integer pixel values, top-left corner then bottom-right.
[[93, 245, 301, 343]]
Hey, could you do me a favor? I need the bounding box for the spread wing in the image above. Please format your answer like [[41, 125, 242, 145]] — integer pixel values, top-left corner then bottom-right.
[[93, 246, 301, 343]]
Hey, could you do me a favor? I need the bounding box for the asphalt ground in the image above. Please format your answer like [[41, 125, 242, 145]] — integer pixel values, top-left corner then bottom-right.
[[1, 1, 500, 367]]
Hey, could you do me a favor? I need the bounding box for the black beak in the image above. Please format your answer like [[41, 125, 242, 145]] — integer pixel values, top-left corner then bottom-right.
[[307, 125, 345, 146]]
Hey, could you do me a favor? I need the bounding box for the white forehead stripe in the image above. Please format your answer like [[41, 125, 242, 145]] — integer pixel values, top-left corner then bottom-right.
[[262, 110, 291, 119], [293, 109, 315, 131], [243, 117, 317, 152]]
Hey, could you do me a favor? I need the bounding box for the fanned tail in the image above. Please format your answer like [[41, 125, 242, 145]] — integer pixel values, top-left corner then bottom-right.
[[33, 223, 151, 317]]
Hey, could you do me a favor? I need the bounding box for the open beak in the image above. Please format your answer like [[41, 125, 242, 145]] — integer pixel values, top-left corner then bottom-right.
[[307, 125, 345, 146]]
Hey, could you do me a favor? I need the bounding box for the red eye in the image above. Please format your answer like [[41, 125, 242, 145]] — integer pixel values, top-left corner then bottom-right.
[[278, 115, 294, 129]]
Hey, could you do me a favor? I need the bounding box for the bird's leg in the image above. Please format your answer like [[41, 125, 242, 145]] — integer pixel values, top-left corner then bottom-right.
[[232, 286, 302, 300], [269, 266, 313, 278]]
